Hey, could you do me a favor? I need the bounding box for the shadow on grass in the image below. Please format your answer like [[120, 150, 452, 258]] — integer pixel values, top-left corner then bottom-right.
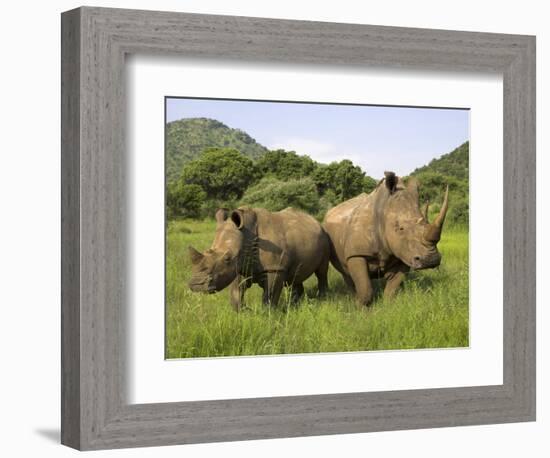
[[407, 272, 436, 290], [224, 265, 451, 314], [305, 268, 450, 307], [301, 273, 387, 304]]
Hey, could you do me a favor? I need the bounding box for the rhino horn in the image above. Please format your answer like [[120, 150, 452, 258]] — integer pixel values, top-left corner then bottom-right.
[[188, 246, 204, 264], [424, 185, 449, 243], [422, 200, 430, 223]]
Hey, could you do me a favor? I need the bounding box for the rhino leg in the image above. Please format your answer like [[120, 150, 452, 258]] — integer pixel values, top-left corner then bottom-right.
[[342, 274, 356, 293], [230, 275, 250, 311], [290, 283, 304, 304], [315, 257, 329, 298], [347, 256, 374, 306], [262, 271, 285, 307], [383, 264, 408, 300]]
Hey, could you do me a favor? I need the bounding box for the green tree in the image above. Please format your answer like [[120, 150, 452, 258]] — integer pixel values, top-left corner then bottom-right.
[[181, 148, 260, 201], [166, 183, 206, 219], [256, 149, 317, 180], [363, 175, 378, 194], [313, 160, 366, 202], [240, 177, 320, 215]]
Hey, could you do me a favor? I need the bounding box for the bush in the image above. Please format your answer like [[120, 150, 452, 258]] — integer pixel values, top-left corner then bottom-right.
[[240, 177, 320, 215], [199, 198, 240, 220], [316, 189, 339, 221], [166, 183, 206, 219], [447, 197, 469, 226]]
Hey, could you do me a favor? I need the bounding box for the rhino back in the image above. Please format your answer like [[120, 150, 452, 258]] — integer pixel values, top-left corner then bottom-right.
[[255, 208, 328, 282], [324, 190, 385, 269], [324, 194, 367, 244]]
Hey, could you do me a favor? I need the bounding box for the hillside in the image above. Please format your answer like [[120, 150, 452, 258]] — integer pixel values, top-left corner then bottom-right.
[[166, 117, 469, 224], [412, 141, 469, 180], [166, 118, 268, 183], [411, 141, 469, 225]]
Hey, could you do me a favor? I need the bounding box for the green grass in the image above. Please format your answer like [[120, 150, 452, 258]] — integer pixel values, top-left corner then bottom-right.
[[166, 219, 469, 358]]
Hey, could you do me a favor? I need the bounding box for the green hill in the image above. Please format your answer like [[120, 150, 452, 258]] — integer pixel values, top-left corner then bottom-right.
[[412, 141, 469, 180], [166, 118, 268, 183], [165, 116, 469, 224], [411, 141, 469, 225]]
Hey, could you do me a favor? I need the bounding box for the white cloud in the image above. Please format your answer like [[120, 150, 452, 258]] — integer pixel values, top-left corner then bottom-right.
[[267, 137, 394, 178]]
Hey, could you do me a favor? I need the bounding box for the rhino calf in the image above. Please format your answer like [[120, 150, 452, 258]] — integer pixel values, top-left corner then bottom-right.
[[188, 207, 330, 310], [323, 171, 449, 307]]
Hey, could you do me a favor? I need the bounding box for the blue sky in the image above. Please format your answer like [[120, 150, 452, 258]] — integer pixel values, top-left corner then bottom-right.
[[166, 97, 469, 178]]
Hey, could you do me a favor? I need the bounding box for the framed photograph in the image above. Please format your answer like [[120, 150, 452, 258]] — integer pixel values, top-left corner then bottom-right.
[[164, 97, 470, 359], [61, 6, 535, 450]]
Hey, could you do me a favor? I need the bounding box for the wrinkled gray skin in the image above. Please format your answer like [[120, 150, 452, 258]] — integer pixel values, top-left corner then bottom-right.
[[323, 171, 449, 307], [188, 207, 330, 310]]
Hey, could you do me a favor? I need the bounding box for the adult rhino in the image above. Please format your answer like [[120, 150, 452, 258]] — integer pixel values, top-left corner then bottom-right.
[[188, 207, 330, 310], [323, 171, 449, 306]]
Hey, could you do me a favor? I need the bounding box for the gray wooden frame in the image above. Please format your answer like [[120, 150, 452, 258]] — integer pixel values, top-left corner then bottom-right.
[[61, 6, 536, 451]]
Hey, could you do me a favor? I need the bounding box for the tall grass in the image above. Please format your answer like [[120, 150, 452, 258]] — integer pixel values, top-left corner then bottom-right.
[[166, 219, 469, 358]]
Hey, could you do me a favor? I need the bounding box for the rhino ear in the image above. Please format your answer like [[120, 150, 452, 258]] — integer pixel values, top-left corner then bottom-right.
[[215, 208, 229, 225], [188, 246, 204, 265], [230, 209, 245, 229], [384, 171, 398, 194]]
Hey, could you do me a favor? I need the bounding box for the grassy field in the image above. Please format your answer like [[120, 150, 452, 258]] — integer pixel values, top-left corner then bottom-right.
[[166, 219, 469, 359]]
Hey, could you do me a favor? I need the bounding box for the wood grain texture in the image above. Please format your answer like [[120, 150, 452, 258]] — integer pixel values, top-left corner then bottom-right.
[[60, 6, 536, 450], [60, 7, 81, 449]]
